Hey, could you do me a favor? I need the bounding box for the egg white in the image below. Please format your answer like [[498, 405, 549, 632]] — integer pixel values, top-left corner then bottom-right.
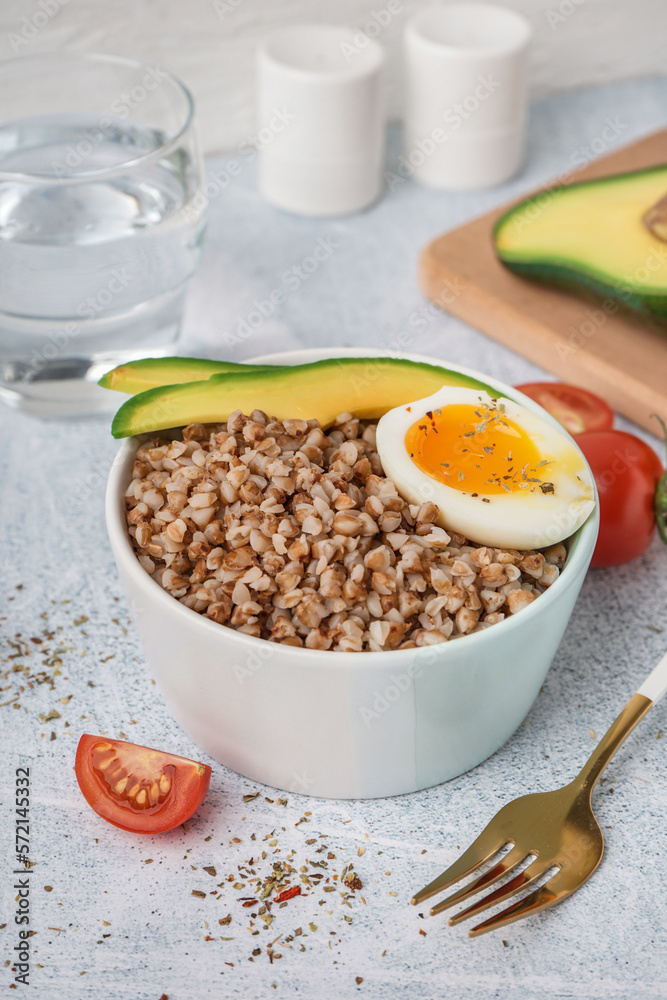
[[375, 386, 596, 550]]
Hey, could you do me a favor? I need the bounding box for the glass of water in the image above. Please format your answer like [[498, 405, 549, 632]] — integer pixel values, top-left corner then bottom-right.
[[0, 52, 207, 418]]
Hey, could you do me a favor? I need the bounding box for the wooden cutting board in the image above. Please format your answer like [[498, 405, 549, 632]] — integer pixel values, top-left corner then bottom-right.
[[419, 129, 667, 434]]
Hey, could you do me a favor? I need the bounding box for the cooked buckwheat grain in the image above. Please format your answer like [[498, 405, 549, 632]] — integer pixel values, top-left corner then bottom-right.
[[124, 411, 566, 652]]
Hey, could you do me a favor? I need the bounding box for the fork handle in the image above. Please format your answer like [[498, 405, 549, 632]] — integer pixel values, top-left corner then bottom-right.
[[636, 649, 667, 703], [575, 649, 667, 795]]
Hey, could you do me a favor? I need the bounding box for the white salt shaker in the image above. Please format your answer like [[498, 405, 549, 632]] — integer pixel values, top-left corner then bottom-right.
[[404, 3, 532, 190], [257, 24, 386, 216]]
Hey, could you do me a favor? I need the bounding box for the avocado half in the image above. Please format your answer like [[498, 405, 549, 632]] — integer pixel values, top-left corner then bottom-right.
[[110, 356, 498, 439], [494, 164, 667, 325], [99, 356, 276, 395]]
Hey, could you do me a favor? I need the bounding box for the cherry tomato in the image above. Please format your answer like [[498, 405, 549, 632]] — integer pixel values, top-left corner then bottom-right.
[[75, 735, 211, 834], [655, 415, 667, 545], [515, 383, 614, 435], [576, 430, 663, 567]]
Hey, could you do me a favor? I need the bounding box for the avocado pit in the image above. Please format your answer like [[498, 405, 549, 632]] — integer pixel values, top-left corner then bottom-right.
[[643, 193, 667, 243]]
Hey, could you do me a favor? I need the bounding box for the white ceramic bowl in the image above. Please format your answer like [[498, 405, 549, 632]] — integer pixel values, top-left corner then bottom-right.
[[106, 348, 598, 798]]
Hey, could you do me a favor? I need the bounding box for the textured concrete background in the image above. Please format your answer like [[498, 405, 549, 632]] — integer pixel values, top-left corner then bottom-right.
[[1, 77, 667, 999], [0, 0, 666, 153]]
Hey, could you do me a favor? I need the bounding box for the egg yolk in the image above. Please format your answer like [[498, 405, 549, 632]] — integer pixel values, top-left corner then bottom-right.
[[404, 402, 552, 496]]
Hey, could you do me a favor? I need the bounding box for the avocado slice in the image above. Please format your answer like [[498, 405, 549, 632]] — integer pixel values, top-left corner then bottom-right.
[[494, 164, 667, 325], [98, 356, 276, 395], [111, 356, 497, 439]]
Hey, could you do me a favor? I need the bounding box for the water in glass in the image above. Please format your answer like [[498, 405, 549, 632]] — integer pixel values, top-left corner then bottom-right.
[[0, 112, 207, 417]]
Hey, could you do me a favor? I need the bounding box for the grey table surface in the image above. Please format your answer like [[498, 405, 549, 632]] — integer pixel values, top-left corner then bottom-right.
[[2, 77, 667, 1000]]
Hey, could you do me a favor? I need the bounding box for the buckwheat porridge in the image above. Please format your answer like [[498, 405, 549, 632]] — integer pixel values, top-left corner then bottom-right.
[[124, 410, 565, 652]]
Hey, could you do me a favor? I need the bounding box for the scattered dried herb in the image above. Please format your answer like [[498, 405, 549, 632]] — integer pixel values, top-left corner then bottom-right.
[[197, 795, 369, 965]]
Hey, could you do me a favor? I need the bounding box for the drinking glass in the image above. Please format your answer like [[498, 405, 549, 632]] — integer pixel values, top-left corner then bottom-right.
[[0, 52, 207, 418]]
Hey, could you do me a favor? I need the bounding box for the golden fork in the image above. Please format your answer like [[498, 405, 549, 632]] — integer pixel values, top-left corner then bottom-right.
[[412, 650, 667, 937]]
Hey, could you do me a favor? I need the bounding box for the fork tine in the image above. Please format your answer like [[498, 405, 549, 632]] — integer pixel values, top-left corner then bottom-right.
[[468, 870, 573, 938], [447, 858, 546, 924], [411, 825, 511, 906], [430, 847, 529, 917]]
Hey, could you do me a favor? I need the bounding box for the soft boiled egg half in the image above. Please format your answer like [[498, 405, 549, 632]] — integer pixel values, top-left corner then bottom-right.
[[376, 386, 596, 550]]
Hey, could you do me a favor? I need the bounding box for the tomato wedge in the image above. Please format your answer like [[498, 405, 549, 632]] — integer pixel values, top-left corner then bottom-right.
[[75, 735, 211, 834], [514, 383, 614, 435]]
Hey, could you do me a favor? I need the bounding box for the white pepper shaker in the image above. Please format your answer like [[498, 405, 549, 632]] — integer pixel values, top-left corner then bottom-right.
[[257, 24, 386, 215], [404, 3, 532, 190]]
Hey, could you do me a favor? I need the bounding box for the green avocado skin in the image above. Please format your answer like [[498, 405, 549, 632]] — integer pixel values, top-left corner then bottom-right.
[[111, 356, 499, 439], [493, 164, 667, 328], [496, 258, 667, 326]]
